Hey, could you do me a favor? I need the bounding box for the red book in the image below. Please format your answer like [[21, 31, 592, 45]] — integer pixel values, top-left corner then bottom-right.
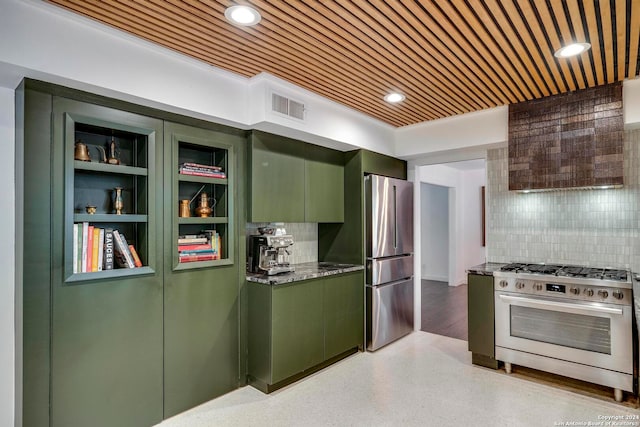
[[128, 245, 143, 268], [178, 243, 213, 252], [179, 253, 216, 263], [178, 169, 226, 179]]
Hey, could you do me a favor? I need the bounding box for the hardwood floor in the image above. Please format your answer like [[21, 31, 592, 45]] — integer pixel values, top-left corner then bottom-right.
[[421, 279, 467, 341]]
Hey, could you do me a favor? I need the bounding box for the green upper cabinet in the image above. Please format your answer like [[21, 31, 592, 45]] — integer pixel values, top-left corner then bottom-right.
[[248, 131, 344, 223], [305, 159, 344, 223], [249, 135, 305, 222]]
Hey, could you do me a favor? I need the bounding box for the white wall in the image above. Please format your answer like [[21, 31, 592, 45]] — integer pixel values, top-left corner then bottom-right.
[[460, 169, 487, 269], [395, 106, 508, 159], [420, 183, 449, 281], [419, 163, 486, 286], [0, 87, 15, 427]]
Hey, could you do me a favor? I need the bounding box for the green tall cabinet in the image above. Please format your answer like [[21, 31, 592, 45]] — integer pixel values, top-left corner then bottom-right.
[[18, 80, 245, 427], [162, 121, 244, 418]]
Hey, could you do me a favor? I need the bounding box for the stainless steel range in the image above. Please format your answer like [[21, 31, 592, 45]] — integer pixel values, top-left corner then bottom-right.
[[494, 263, 633, 402]]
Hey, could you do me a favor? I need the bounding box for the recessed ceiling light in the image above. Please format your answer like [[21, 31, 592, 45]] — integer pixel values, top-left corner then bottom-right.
[[224, 5, 262, 26], [384, 92, 405, 103], [554, 42, 591, 58]]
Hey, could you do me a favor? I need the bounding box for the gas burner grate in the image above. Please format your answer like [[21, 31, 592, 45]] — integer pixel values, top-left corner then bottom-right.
[[557, 266, 604, 279], [602, 269, 628, 282], [522, 264, 563, 275], [499, 263, 529, 272]]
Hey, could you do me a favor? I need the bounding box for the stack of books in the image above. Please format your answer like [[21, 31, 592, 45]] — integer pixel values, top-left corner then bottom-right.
[[178, 231, 222, 263], [179, 162, 226, 179], [72, 222, 143, 273]]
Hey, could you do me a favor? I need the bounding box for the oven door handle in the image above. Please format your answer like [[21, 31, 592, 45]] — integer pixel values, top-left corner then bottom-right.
[[498, 294, 623, 316]]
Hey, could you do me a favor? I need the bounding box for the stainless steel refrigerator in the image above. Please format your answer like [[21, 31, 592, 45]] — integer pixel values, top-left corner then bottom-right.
[[365, 174, 414, 351]]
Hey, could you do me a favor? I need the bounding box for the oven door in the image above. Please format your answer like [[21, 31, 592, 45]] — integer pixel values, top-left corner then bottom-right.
[[495, 292, 633, 374]]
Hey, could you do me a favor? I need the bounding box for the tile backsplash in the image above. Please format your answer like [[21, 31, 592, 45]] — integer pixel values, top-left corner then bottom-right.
[[246, 223, 318, 265], [487, 129, 640, 271]]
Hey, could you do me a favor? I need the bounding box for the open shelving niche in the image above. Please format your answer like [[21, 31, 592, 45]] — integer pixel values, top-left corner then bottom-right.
[[172, 132, 234, 270], [64, 113, 157, 282]]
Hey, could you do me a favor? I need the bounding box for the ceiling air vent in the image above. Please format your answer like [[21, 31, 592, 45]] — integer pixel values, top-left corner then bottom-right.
[[271, 92, 306, 121]]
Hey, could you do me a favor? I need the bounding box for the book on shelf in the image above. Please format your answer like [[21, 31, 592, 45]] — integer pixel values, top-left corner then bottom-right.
[[103, 229, 114, 270], [178, 253, 217, 263], [73, 224, 79, 274], [128, 245, 143, 268], [85, 225, 94, 273], [91, 227, 100, 272], [113, 230, 135, 268], [177, 243, 212, 252], [178, 236, 208, 245], [97, 228, 105, 272], [76, 224, 83, 273], [180, 162, 222, 171], [178, 169, 226, 179], [81, 222, 89, 273], [202, 229, 222, 258]]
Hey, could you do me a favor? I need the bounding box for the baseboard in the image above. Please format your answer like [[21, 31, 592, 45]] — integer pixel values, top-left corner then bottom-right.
[[421, 274, 448, 282]]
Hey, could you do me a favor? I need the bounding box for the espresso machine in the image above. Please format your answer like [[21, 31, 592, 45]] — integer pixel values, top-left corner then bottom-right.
[[249, 234, 295, 275]]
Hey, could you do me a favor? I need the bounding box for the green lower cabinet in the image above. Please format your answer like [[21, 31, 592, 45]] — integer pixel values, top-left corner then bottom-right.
[[248, 271, 364, 393], [467, 273, 498, 369], [271, 280, 325, 382], [51, 279, 163, 427], [323, 272, 364, 359], [163, 266, 240, 418]]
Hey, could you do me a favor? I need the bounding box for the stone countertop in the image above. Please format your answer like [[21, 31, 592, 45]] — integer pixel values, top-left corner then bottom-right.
[[466, 262, 507, 276], [246, 262, 365, 285]]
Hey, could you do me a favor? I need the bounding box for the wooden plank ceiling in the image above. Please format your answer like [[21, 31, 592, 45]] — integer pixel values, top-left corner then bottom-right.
[[46, 0, 640, 127]]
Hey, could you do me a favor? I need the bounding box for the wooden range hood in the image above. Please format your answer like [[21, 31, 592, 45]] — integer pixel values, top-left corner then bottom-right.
[[508, 82, 623, 192]]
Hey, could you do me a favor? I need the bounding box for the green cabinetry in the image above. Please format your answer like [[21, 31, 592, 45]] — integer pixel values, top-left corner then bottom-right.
[[467, 274, 498, 369], [249, 135, 305, 222], [248, 271, 363, 393], [18, 80, 245, 427], [305, 159, 344, 223], [52, 97, 165, 427], [323, 272, 363, 359], [248, 131, 344, 223], [271, 280, 325, 382], [162, 122, 244, 418]]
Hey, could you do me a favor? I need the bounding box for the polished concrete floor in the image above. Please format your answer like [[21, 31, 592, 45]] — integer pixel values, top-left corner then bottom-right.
[[157, 332, 637, 427]]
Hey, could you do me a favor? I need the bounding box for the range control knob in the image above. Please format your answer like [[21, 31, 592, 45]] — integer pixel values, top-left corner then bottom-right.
[[499, 280, 508, 288], [613, 290, 624, 300], [516, 281, 525, 289], [570, 287, 580, 295], [598, 290, 609, 299], [584, 288, 594, 297], [533, 283, 543, 291]]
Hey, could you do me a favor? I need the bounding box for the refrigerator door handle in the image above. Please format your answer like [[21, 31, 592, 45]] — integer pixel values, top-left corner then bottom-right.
[[393, 184, 397, 249], [368, 277, 413, 288]]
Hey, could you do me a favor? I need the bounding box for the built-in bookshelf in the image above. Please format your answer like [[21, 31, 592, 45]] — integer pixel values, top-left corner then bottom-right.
[[168, 123, 234, 270], [64, 114, 157, 282]]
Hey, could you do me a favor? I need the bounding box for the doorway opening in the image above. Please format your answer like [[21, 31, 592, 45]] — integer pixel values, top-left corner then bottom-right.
[[418, 159, 486, 341]]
